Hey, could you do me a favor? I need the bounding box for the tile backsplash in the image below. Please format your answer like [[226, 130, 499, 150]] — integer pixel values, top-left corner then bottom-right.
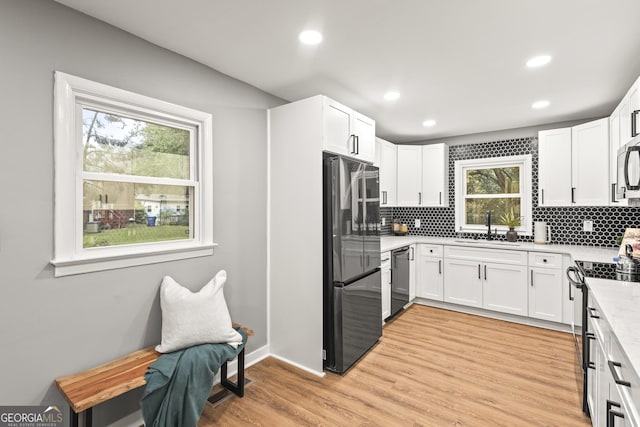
[[381, 137, 640, 247]]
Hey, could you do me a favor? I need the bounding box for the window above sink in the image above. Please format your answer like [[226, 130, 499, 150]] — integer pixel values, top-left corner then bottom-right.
[[454, 155, 533, 236]]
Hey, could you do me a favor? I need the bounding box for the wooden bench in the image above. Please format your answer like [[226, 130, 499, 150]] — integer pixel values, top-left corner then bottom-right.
[[56, 324, 253, 427]]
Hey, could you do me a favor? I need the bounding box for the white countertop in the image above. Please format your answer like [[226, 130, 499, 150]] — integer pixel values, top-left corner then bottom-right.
[[380, 235, 619, 264], [587, 277, 640, 381]]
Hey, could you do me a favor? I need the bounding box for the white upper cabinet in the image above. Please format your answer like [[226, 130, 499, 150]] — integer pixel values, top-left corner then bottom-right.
[[396, 143, 448, 207], [396, 145, 423, 206], [538, 118, 609, 206], [322, 97, 375, 163], [572, 118, 610, 205], [376, 137, 397, 206], [538, 127, 572, 206], [421, 143, 449, 206], [619, 76, 640, 145]]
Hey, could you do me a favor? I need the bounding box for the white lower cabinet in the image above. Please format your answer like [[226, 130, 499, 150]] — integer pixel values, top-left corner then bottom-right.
[[381, 251, 391, 322], [443, 246, 527, 316], [483, 262, 528, 316], [587, 294, 639, 427], [528, 252, 563, 322], [443, 258, 483, 308], [409, 244, 417, 301], [416, 244, 444, 301]]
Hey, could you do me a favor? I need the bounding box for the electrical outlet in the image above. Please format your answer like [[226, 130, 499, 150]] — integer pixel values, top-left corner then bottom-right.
[[381, 217, 386, 226], [415, 219, 420, 228], [583, 220, 593, 232]]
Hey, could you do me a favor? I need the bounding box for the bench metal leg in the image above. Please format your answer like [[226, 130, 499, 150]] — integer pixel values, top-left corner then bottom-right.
[[70, 407, 92, 427], [221, 348, 245, 397]]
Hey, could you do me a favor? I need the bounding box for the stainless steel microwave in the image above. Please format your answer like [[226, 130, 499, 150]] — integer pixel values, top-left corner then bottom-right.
[[617, 135, 640, 200]]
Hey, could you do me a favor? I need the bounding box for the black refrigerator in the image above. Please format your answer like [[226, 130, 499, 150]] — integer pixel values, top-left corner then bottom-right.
[[323, 154, 382, 374]]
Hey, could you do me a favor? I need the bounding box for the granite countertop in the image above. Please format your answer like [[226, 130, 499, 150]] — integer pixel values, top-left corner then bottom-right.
[[380, 235, 619, 264], [587, 277, 640, 386]]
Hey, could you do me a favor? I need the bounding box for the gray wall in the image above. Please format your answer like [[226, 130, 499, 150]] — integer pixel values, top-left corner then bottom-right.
[[0, 1, 283, 425]]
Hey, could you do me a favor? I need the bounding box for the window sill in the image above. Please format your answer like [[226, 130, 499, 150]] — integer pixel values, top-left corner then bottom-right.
[[50, 243, 218, 277]]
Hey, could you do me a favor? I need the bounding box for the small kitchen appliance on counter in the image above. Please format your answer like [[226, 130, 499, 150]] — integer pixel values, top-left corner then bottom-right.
[[616, 244, 640, 282], [534, 221, 551, 244]]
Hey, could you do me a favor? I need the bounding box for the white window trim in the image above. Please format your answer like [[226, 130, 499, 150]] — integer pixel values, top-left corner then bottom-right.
[[51, 71, 216, 277], [454, 155, 532, 236]]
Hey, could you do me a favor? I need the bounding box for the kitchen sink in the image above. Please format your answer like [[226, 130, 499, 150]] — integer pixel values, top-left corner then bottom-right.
[[453, 239, 521, 247]]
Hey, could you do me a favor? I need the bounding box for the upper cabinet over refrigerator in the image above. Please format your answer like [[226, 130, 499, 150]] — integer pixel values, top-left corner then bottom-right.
[[323, 97, 376, 164]]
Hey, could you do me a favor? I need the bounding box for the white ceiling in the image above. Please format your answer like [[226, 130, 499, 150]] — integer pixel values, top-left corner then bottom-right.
[[55, 0, 640, 143]]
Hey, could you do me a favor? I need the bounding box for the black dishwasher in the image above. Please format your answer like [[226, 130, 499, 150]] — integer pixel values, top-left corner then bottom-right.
[[390, 246, 411, 317]]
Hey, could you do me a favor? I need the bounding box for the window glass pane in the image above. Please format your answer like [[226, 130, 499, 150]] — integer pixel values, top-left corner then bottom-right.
[[82, 108, 190, 179], [466, 167, 520, 195], [83, 180, 193, 248], [465, 198, 521, 225]]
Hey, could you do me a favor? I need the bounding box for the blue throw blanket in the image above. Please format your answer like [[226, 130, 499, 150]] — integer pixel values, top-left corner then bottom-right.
[[141, 328, 248, 427]]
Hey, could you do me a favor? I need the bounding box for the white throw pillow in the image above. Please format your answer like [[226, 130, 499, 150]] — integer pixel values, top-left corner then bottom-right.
[[156, 270, 243, 353]]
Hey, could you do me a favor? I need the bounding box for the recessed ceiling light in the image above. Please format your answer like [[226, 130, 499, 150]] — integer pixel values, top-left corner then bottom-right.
[[422, 119, 437, 127], [299, 30, 323, 45], [532, 100, 550, 109], [384, 91, 400, 101], [526, 55, 552, 68]]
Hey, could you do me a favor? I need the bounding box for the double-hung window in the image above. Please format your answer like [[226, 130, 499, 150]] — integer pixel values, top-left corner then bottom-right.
[[52, 72, 214, 277], [454, 155, 532, 235]]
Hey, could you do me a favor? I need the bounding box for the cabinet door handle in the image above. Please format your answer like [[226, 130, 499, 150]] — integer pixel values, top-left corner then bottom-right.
[[484, 265, 487, 281], [418, 192, 422, 205], [607, 400, 625, 427], [382, 190, 387, 205], [355, 135, 360, 155], [439, 191, 442, 205], [586, 333, 596, 369], [632, 109, 640, 138], [439, 259, 442, 275], [478, 264, 481, 279], [541, 188, 544, 205], [381, 258, 390, 262], [571, 187, 576, 204], [611, 183, 618, 203], [410, 246, 415, 261], [350, 134, 357, 154], [588, 307, 600, 319], [530, 270, 534, 287], [608, 361, 631, 387]]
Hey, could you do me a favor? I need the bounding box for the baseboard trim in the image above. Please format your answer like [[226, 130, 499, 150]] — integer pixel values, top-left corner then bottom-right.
[[268, 353, 325, 378], [412, 298, 572, 333]]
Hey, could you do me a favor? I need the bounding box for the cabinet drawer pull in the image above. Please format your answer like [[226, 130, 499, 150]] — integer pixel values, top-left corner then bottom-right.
[[608, 361, 631, 387], [606, 400, 625, 427], [381, 258, 390, 262]]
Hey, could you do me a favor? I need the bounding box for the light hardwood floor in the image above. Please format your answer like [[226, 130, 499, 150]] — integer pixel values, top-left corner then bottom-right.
[[200, 305, 591, 426]]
